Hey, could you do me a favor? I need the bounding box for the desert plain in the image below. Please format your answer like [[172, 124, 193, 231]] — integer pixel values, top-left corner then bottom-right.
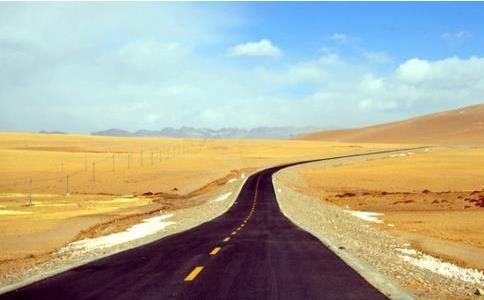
[[0, 105, 483, 298], [0, 132, 388, 265]]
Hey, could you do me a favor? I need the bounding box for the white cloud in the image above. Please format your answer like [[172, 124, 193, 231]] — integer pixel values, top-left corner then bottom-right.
[[0, 4, 483, 132], [328, 33, 348, 43], [227, 39, 282, 58], [396, 56, 484, 86], [318, 53, 341, 65], [117, 40, 190, 69], [441, 31, 472, 42], [396, 58, 432, 83]]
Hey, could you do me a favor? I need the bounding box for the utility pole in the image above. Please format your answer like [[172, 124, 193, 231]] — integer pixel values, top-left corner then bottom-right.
[[92, 162, 96, 182], [28, 177, 32, 206]]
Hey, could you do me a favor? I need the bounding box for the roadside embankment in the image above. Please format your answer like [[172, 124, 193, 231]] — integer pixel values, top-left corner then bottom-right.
[[0, 172, 248, 294], [273, 149, 484, 299]]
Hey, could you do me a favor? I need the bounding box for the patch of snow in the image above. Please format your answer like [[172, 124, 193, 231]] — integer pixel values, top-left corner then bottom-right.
[[227, 178, 237, 183], [397, 247, 484, 284], [59, 213, 175, 253], [213, 192, 232, 202], [396, 248, 418, 256], [347, 210, 384, 223]]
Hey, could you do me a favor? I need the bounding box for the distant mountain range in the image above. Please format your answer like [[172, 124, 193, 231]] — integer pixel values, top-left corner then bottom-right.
[[91, 126, 319, 140], [39, 130, 66, 134]]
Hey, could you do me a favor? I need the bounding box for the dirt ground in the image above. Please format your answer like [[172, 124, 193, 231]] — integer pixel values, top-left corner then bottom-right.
[[294, 147, 484, 271], [0, 132, 390, 265]]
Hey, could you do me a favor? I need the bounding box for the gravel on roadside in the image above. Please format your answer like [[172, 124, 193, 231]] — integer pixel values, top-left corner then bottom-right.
[[0, 176, 247, 294], [273, 157, 484, 299]]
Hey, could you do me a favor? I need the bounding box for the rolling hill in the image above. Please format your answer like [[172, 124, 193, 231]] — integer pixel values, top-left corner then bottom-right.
[[297, 104, 484, 144]]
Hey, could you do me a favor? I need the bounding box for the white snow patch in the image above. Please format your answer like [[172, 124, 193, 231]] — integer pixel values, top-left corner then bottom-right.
[[228, 178, 237, 183], [396, 248, 418, 256], [213, 192, 232, 202], [347, 210, 384, 223], [59, 213, 175, 253], [397, 248, 484, 284]]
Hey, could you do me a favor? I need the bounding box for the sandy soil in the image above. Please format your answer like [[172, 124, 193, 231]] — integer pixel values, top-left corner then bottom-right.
[[0, 132, 389, 195], [298, 103, 484, 144], [285, 147, 484, 272], [273, 175, 483, 299]]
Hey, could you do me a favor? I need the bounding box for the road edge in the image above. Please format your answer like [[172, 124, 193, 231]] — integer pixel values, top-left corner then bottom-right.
[[0, 173, 251, 296], [271, 153, 421, 300]]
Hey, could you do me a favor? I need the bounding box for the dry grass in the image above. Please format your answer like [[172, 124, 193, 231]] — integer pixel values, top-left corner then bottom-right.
[[0, 132, 386, 261], [301, 148, 484, 193], [297, 147, 484, 270]]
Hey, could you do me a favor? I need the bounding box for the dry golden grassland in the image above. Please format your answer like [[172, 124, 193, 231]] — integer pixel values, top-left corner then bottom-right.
[[297, 147, 484, 270], [0, 132, 388, 262]]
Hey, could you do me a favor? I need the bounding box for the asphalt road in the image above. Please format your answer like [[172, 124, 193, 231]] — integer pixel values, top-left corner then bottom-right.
[[2, 157, 391, 300]]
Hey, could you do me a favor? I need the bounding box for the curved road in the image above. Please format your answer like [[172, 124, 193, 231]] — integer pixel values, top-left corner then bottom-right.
[[2, 155, 395, 300]]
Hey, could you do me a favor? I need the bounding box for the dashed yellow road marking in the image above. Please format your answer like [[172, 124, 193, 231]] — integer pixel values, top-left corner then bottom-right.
[[184, 266, 204, 281], [223, 237, 231, 242], [231, 231, 237, 236], [210, 247, 222, 255]]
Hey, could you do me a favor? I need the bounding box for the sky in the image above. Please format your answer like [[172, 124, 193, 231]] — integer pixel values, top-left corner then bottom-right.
[[1, 2, 484, 133]]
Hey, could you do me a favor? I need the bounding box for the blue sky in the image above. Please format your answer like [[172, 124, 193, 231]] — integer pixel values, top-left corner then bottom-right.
[[1, 2, 483, 133]]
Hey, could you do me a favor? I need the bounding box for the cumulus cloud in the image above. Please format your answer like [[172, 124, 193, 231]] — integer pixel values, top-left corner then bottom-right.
[[227, 39, 282, 58], [0, 4, 482, 132]]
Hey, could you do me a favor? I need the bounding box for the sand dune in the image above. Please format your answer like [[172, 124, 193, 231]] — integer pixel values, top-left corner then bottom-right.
[[297, 104, 484, 144]]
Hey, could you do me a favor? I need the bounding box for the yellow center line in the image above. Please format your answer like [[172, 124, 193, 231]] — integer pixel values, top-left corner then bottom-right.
[[184, 266, 204, 281], [223, 237, 231, 242], [210, 246, 222, 255], [231, 231, 237, 235]]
